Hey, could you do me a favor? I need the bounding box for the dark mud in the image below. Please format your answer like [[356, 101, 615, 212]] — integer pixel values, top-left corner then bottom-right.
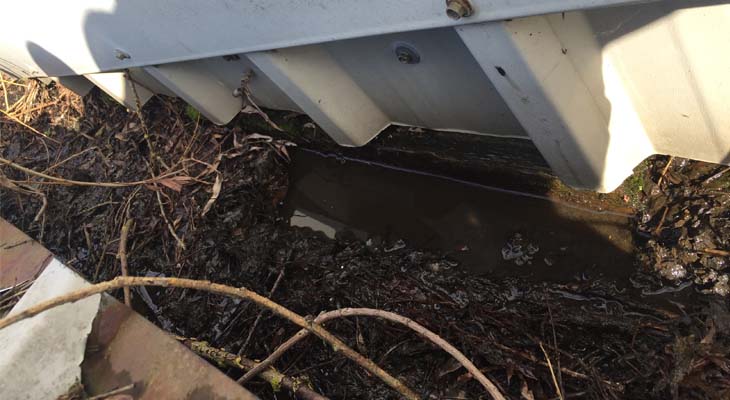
[[636, 158, 730, 296], [1, 79, 730, 399]]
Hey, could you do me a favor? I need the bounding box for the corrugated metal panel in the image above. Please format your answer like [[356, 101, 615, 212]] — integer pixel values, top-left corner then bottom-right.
[[1, 0, 729, 192]]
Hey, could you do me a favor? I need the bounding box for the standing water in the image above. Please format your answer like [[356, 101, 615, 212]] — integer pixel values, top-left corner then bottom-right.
[[285, 149, 635, 282]]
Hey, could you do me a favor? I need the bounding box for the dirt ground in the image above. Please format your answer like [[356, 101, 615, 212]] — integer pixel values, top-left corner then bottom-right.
[[2, 77, 730, 400]]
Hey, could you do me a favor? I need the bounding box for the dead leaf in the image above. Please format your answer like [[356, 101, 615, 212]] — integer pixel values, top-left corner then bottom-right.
[[113, 131, 129, 142], [201, 174, 222, 216], [157, 175, 193, 192], [241, 104, 283, 131], [437, 358, 464, 379], [0, 173, 20, 190], [199, 153, 223, 176], [521, 381, 535, 400], [701, 320, 716, 345], [275, 143, 290, 161], [242, 132, 273, 142], [455, 371, 473, 383], [356, 330, 367, 355]]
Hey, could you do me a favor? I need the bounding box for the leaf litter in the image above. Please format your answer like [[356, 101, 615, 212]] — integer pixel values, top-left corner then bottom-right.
[[1, 74, 729, 399]]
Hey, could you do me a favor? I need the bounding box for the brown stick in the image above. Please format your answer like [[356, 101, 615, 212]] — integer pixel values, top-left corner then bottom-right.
[[653, 206, 669, 236], [0, 156, 183, 188], [117, 219, 133, 306], [239, 307, 505, 400], [239, 265, 286, 355], [41, 147, 98, 174], [240, 328, 309, 384], [700, 248, 730, 257], [87, 383, 135, 400], [0, 277, 419, 400], [657, 156, 674, 188], [1, 78, 9, 111], [540, 342, 564, 400], [179, 337, 328, 400], [0, 108, 61, 144], [490, 341, 622, 389], [154, 189, 186, 250]]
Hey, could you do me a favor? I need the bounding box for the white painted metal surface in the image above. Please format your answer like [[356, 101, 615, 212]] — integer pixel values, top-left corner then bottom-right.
[[1, 0, 729, 192], [460, 1, 730, 190], [249, 47, 392, 146], [0, 0, 654, 77]]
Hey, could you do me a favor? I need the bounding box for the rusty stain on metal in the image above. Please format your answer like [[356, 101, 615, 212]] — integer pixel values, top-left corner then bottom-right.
[[0, 218, 257, 400], [0, 218, 51, 287], [83, 296, 258, 400]]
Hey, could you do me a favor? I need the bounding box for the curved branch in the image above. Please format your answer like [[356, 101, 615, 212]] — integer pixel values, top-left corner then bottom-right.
[[239, 307, 505, 400], [0, 276, 418, 400]]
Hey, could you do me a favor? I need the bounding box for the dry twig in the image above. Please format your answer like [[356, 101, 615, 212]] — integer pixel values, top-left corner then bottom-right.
[[540, 342, 564, 400], [117, 218, 133, 306], [87, 384, 135, 400], [0, 172, 47, 222], [0, 108, 60, 144], [653, 206, 670, 236], [239, 307, 506, 400], [41, 147, 98, 174], [235, 70, 282, 131], [239, 265, 286, 355], [1, 78, 9, 111], [154, 189, 186, 250], [0, 276, 419, 400], [657, 156, 674, 188], [0, 156, 184, 187], [179, 337, 328, 400], [700, 248, 730, 257]]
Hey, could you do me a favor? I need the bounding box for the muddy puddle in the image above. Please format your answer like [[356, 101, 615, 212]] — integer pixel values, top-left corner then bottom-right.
[[285, 149, 634, 283]]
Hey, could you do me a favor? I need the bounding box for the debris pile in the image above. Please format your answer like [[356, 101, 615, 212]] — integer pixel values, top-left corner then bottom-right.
[[637, 157, 730, 296], [501, 233, 540, 266], [1, 75, 730, 399]]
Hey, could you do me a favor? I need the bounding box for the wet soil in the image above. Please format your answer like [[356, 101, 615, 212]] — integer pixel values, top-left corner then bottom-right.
[[1, 79, 730, 399], [636, 158, 730, 296]]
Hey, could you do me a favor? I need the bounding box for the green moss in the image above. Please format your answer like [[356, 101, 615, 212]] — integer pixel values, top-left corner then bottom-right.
[[269, 375, 282, 392], [185, 104, 201, 122], [622, 160, 649, 208]]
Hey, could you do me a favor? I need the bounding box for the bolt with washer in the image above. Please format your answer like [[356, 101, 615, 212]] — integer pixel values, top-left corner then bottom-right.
[[446, 0, 473, 20], [394, 44, 420, 65]]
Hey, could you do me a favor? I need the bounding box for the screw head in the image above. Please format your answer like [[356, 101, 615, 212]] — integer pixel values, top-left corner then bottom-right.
[[394, 44, 420, 65], [446, 0, 473, 20]]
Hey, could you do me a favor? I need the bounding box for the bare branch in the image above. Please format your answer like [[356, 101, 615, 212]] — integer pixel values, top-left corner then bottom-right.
[[239, 307, 506, 400], [0, 276, 419, 400]]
